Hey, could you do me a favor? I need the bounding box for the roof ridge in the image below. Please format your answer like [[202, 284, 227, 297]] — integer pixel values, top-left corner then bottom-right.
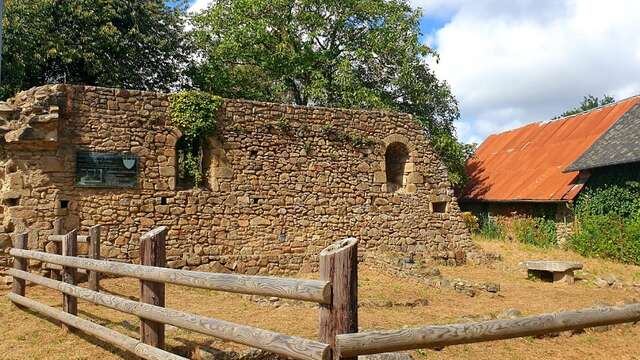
[[488, 94, 640, 139], [552, 93, 640, 121]]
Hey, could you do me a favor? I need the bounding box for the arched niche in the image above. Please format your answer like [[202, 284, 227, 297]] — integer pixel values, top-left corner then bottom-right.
[[385, 142, 410, 192]]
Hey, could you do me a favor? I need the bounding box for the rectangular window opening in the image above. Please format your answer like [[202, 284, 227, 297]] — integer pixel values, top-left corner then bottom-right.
[[4, 198, 18, 207], [432, 201, 448, 213]]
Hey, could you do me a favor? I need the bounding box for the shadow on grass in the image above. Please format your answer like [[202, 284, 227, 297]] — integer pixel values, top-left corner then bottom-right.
[[78, 309, 139, 333], [14, 306, 136, 359], [99, 288, 139, 302], [173, 336, 225, 359]]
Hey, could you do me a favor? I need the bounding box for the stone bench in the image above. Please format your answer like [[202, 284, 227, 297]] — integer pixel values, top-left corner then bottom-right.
[[523, 260, 583, 284]]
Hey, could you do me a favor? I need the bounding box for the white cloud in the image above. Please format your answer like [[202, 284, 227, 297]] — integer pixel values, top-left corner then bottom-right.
[[413, 0, 640, 143], [188, 0, 213, 13]]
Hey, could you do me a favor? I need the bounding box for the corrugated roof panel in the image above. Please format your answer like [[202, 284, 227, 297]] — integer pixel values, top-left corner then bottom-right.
[[463, 96, 640, 201]]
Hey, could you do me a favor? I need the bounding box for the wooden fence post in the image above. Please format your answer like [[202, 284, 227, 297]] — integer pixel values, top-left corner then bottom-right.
[[62, 229, 77, 332], [50, 217, 64, 281], [140, 226, 167, 350], [88, 225, 101, 292], [11, 233, 28, 302], [319, 238, 358, 360]]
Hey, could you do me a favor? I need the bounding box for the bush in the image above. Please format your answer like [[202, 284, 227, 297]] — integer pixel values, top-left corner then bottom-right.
[[462, 212, 479, 233], [570, 213, 640, 265], [478, 214, 505, 240], [571, 181, 640, 264], [512, 217, 557, 248], [575, 182, 640, 218]]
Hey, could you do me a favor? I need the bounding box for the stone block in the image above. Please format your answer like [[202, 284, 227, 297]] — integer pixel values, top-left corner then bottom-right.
[[373, 171, 386, 183], [407, 172, 424, 184], [159, 165, 175, 177], [250, 216, 271, 226]]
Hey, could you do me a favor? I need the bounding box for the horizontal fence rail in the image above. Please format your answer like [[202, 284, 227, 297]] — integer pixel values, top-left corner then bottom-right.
[[9, 268, 330, 360], [10, 248, 331, 304], [8, 293, 187, 360], [335, 303, 640, 357], [48, 234, 89, 243]]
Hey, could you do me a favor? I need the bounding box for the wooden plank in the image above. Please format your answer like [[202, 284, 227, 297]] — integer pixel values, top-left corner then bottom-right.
[[11, 233, 28, 298], [88, 225, 101, 292], [7, 293, 187, 360], [9, 269, 331, 360], [62, 229, 78, 332], [319, 238, 358, 360], [140, 227, 166, 350], [10, 248, 330, 304], [48, 235, 89, 243], [50, 218, 64, 281], [335, 303, 640, 357]]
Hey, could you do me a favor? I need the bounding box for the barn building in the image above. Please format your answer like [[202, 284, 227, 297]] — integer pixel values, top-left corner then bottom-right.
[[462, 96, 640, 242]]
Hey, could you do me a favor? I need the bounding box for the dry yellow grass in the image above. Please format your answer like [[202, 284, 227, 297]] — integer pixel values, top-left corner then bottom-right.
[[2, 237, 640, 359]]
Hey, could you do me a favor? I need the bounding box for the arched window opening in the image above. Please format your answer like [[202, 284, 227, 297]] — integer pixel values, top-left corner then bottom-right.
[[385, 142, 409, 192], [176, 136, 203, 189]]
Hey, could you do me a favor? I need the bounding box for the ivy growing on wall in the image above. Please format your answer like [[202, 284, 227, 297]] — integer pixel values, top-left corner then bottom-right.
[[320, 122, 377, 149], [169, 91, 223, 187]]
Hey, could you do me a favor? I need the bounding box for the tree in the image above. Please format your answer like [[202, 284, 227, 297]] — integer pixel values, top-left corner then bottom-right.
[[1, 0, 191, 99], [559, 94, 615, 118], [190, 0, 473, 187]]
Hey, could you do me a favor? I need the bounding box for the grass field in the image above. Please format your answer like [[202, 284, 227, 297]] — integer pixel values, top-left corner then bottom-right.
[[2, 237, 640, 359]]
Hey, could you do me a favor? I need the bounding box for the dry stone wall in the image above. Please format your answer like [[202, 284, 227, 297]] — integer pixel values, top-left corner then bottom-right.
[[0, 84, 475, 273]]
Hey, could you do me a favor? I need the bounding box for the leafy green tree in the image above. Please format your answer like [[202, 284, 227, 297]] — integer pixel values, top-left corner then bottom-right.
[[560, 94, 615, 117], [191, 0, 473, 186], [1, 0, 191, 99]]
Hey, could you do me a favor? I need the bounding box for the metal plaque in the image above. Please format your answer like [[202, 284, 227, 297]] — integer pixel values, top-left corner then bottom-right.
[[76, 151, 138, 188]]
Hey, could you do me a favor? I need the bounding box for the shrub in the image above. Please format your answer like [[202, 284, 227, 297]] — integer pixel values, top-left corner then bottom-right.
[[513, 217, 557, 248], [571, 181, 640, 264], [462, 212, 479, 233], [478, 214, 505, 240], [575, 182, 640, 218], [570, 213, 640, 265]]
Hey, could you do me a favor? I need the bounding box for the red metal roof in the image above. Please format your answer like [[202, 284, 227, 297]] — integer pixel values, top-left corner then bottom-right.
[[463, 96, 640, 202]]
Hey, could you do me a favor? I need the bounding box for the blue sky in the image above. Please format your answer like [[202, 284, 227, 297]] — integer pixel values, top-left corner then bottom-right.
[[187, 0, 640, 145]]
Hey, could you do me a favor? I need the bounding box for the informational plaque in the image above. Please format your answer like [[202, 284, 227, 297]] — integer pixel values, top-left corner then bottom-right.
[[76, 151, 138, 188]]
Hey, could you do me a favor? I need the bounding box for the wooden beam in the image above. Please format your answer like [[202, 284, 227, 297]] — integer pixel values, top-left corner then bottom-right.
[[88, 225, 101, 292], [50, 218, 64, 281], [10, 248, 330, 304], [48, 235, 89, 243], [9, 269, 330, 360], [319, 238, 358, 360], [335, 303, 640, 357], [140, 227, 166, 350], [7, 293, 187, 360], [62, 229, 77, 332], [11, 233, 28, 298]]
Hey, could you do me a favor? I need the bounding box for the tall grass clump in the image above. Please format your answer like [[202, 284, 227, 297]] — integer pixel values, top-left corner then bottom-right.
[[478, 213, 505, 240], [512, 217, 557, 248]]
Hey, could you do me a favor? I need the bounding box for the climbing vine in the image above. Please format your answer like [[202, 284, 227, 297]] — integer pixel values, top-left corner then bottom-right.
[[320, 122, 377, 149], [169, 91, 222, 187]]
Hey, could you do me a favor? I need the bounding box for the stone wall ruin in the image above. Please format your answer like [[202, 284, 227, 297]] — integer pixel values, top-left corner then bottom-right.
[[0, 84, 475, 274]]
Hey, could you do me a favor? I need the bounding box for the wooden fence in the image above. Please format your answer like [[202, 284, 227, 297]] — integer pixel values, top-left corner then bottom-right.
[[8, 226, 640, 359], [44, 218, 101, 291], [7, 227, 358, 360]]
